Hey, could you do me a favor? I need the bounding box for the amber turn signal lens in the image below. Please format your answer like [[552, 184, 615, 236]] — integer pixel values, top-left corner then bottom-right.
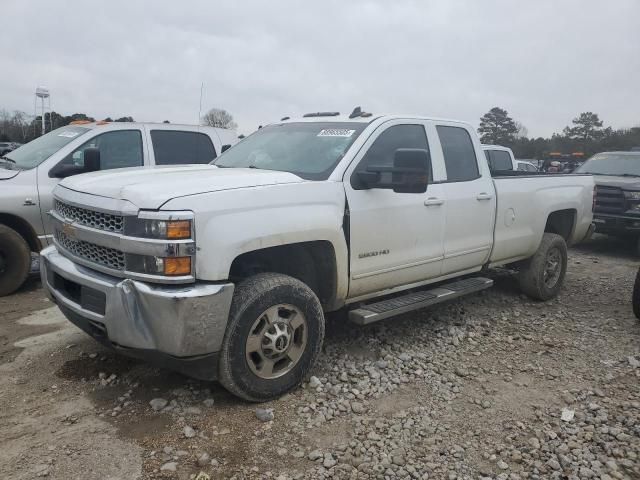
[[166, 220, 191, 239], [163, 257, 191, 276]]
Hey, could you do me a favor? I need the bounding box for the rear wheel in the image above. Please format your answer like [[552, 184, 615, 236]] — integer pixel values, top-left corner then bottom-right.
[[0, 225, 31, 297], [633, 268, 640, 320], [218, 273, 325, 402], [518, 233, 567, 301]]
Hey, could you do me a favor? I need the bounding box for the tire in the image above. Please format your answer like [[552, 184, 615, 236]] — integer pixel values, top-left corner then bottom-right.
[[0, 225, 31, 297], [633, 268, 640, 320], [518, 233, 567, 301], [218, 273, 325, 402]]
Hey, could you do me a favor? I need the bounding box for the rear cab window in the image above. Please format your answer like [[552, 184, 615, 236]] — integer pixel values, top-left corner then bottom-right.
[[151, 130, 217, 165], [436, 126, 480, 182], [485, 150, 513, 171]]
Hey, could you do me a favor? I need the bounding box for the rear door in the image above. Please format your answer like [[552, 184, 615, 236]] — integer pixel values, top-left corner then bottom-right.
[[435, 123, 496, 274], [146, 128, 218, 166], [344, 120, 446, 299]]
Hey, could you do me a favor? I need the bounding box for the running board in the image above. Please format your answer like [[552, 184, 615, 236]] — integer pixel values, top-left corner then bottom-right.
[[348, 277, 493, 325]]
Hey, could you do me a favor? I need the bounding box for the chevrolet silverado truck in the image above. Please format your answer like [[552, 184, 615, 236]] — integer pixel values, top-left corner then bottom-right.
[[575, 151, 640, 252], [0, 121, 237, 296], [40, 111, 594, 401]]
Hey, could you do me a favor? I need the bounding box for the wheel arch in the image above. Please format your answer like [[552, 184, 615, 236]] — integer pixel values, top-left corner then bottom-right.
[[0, 213, 41, 252], [229, 240, 338, 310], [544, 209, 576, 244]]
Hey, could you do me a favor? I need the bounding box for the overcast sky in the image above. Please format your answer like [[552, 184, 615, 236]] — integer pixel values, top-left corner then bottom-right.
[[2, 0, 639, 137]]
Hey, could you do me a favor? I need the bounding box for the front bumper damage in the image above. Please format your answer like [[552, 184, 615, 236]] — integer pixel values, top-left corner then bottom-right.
[[40, 245, 234, 380]]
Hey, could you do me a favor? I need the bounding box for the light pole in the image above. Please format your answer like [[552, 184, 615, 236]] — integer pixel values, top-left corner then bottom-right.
[[35, 87, 50, 135]]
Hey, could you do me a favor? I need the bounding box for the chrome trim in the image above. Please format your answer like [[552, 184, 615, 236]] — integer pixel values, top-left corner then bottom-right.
[[53, 236, 195, 284], [50, 211, 195, 257]]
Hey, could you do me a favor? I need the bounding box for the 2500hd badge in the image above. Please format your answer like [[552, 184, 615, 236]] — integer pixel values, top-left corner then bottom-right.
[[358, 249, 390, 259]]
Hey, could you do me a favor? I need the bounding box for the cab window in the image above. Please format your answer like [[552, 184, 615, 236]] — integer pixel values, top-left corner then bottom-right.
[[58, 130, 143, 171]]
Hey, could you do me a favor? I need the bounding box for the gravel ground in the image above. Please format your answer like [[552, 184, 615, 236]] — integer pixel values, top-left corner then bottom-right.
[[0, 234, 639, 480]]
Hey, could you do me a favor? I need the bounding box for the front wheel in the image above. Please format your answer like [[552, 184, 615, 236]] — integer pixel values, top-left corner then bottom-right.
[[518, 233, 568, 301], [218, 273, 325, 402], [0, 225, 31, 297]]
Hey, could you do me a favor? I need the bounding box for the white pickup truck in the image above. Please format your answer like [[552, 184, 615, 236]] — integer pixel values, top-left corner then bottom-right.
[[40, 111, 594, 401], [0, 121, 237, 296]]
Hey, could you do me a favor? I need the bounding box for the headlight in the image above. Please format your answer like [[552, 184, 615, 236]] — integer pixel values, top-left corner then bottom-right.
[[126, 254, 192, 276], [125, 216, 193, 240], [624, 191, 640, 200]]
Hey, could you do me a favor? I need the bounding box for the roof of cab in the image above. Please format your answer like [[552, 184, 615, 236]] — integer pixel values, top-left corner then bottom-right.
[[273, 113, 475, 129], [64, 121, 234, 131]]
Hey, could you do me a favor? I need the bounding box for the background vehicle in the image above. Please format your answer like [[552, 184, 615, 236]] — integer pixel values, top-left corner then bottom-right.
[[41, 111, 594, 401], [482, 144, 516, 171], [515, 160, 538, 172], [576, 151, 640, 252], [0, 142, 15, 156], [0, 121, 237, 296], [542, 152, 585, 173]]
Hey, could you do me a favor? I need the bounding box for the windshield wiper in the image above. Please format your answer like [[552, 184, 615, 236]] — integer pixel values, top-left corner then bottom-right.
[[617, 173, 640, 178], [0, 156, 15, 164]]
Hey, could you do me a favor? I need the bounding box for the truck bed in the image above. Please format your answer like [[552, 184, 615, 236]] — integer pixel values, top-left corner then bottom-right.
[[488, 173, 594, 266]]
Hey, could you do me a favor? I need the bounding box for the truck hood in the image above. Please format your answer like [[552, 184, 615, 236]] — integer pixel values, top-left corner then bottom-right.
[[59, 165, 305, 209], [0, 168, 20, 180], [592, 175, 640, 190]]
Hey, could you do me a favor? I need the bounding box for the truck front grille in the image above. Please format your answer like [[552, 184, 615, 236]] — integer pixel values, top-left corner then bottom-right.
[[54, 200, 124, 233], [594, 186, 625, 214], [55, 230, 126, 271]]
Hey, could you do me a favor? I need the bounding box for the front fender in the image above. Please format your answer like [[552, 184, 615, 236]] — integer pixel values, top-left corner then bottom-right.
[[162, 181, 349, 303]]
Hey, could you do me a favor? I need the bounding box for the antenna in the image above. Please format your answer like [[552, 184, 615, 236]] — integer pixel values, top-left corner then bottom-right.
[[198, 82, 204, 126]]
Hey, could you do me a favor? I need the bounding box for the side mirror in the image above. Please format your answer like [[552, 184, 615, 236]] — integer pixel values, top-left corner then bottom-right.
[[356, 148, 430, 193], [49, 147, 101, 178]]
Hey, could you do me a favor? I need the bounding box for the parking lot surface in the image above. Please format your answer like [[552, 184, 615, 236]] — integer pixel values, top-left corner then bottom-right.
[[1, 235, 639, 480]]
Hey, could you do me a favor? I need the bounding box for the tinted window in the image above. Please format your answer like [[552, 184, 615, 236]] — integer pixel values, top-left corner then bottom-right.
[[151, 130, 217, 165], [487, 150, 512, 170], [60, 130, 143, 171], [517, 163, 527, 171], [437, 126, 479, 182], [358, 124, 429, 171]]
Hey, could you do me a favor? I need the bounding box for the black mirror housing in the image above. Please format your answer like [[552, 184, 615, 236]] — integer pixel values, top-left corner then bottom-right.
[[391, 148, 430, 193], [49, 147, 101, 178]]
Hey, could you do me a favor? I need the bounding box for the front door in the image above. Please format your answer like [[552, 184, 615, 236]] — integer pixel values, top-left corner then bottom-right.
[[344, 121, 445, 299]]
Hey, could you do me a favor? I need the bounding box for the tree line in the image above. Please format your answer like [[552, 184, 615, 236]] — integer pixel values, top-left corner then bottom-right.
[[478, 107, 640, 159], [0, 106, 238, 144], [0, 109, 137, 143]]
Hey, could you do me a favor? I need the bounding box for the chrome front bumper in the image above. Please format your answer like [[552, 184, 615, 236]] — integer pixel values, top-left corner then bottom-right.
[[40, 245, 234, 358]]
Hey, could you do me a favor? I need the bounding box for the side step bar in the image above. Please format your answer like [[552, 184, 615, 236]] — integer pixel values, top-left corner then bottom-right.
[[349, 277, 493, 325]]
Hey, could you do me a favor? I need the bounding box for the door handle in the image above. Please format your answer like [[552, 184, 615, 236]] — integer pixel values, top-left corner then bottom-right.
[[476, 193, 493, 201], [424, 197, 444, 206]]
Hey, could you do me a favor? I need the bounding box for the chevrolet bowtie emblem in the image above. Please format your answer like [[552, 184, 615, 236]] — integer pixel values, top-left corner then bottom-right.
[[62, 221, 77, 240]]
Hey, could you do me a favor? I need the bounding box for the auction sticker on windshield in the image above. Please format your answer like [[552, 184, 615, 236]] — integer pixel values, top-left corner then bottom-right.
[[317, 129, 356, 137], [57, 131, 80, 138]]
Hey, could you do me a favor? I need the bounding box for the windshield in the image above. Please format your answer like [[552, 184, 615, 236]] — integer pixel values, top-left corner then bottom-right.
[[576, 152, 640, 176], [213, 122, 367, 180], [2, 126, 90, 170]]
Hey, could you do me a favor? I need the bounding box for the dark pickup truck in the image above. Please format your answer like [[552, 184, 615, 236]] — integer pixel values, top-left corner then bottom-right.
[[576, 151, 640, 251]]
